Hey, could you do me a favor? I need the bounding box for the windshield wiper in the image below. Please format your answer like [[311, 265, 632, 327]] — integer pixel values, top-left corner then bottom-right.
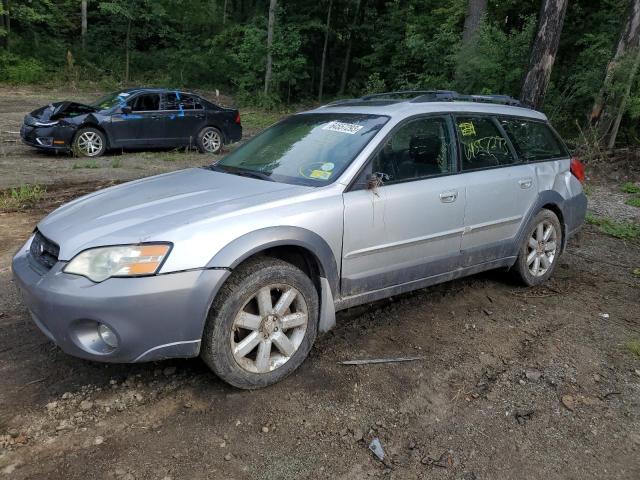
[[205, 164, 275, 182]]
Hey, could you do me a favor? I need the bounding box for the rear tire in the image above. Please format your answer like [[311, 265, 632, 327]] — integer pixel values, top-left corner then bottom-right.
[[197, 126, 223, 154], [513, 209, 562, 286], [73, 127, 106, 157], [201, 256, 319, 389]]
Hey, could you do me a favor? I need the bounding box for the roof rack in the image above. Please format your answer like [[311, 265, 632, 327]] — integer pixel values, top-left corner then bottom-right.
[[366, 90, 527, 108]]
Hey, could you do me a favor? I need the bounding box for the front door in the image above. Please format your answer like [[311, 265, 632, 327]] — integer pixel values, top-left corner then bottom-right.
[[341, 116, 466, 297], [110, 93, 163, 146]]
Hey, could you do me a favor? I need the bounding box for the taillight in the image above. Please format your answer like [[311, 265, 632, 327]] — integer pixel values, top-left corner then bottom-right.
[[234, 111, 241, 125], [570, 156, 585, 183]]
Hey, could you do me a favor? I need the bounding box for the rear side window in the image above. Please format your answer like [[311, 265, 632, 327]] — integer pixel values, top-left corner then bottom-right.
[[163, 92, 203, 110], [499, 118, 567, 161], [456, 116, 516, 171]]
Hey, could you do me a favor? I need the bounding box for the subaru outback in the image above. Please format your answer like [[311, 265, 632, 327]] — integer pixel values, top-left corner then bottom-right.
[[12, 91, 587, 389]]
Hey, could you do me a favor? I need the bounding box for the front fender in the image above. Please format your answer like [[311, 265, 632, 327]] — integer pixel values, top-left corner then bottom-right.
[[206, 226, 340, 296]]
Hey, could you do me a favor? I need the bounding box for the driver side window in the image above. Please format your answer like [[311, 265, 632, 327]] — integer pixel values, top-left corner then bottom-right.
[[369, 116, 454, 184], [456, 116, 515, 170]]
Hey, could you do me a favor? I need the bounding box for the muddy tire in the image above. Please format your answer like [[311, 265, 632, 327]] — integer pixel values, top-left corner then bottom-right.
[[196, 126, 223, 154], [201, 256, 318, 389], [73, 127, 106, 157], [513, 209, 562, 287]]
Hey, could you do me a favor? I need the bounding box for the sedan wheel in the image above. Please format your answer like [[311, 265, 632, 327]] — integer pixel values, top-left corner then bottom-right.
[[197, 127, 223, 154], [74, 128, 106, 157]]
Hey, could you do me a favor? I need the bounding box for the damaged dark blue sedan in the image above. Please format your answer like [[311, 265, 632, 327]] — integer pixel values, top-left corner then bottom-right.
[[20, 88, 242, 157]]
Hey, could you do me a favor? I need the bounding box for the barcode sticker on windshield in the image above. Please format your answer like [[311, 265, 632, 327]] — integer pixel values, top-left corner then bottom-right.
[[322, 121, 364, 135]]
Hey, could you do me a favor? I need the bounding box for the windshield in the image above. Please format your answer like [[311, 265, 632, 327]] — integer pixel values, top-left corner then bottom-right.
[[213, 113, 389, 186], [90, 91, 131, 110]]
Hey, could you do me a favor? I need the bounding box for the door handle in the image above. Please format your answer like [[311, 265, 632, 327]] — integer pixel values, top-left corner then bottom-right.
[[439, 190, 458, 203], [518, 178, 533, 189]]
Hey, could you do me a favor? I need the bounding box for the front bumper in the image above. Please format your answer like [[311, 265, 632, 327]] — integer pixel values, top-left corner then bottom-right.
[[20, 123, 75, 151], [11, 237, 230, 363]]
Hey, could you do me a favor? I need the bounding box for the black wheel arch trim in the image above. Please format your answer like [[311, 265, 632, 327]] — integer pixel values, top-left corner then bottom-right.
[[205, 226, 340, 296]]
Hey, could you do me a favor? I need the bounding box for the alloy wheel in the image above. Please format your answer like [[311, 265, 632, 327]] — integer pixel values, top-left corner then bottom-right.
[[231, 284, 308, 374], [526, 220, 557, 277], [202, 129, 221, 153], [76, 131, 103, 157]]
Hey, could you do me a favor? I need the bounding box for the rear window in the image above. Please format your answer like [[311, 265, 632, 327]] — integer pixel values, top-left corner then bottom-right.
[[499, 118, 567, 161]]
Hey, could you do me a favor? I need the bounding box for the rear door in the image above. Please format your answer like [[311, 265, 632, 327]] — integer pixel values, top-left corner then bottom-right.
[[162, 92, 206, 146], [455, 115, 538, 265], [341, 115, 466, 297]]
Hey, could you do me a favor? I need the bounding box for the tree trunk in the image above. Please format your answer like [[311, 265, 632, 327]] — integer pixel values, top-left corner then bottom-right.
[[124, 18, 131, 83], [1, 0, 10, 51], [264, 0, 277, 95], [81, 0, 87, 50], [461, 0, 487, 45], [338, 0, 362, 96], [222, 0, 228, 26], [318, 0, 333, 102], [607, 48, 640, 149], [590, 0, 640, 128], [520, 0, 568, 109]]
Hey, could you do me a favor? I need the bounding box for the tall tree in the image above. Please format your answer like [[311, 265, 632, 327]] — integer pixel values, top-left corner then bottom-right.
[[590, 0, 640, 138], [461, 0, 487, 45], [81, 0, 87, 50], [520, 0, 569, 109], [318, 0, 333, 102], [0, 0, 10, 50], [264, 0, 277, 95], [338, 0, 362, 96]]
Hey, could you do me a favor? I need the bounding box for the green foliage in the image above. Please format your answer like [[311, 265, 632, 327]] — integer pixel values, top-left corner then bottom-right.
[[73, 160, 99, 169], [621, 182, 640, 194], [0, 184, 46, 211], [626, 196, 640, 208], [586, 213, 640, 239], [455, 16, 537, 96], [0, 53, 46, 84], [627, 339, 640, 357]]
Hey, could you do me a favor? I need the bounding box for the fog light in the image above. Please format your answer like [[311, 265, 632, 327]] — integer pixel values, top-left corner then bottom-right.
[[97, 323, 118, 348], [35, 137, 53, 146]]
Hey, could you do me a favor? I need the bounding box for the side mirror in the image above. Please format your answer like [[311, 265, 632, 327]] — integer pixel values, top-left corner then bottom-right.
[[121, 106, 132, 115], [367, 172, 390, 190]]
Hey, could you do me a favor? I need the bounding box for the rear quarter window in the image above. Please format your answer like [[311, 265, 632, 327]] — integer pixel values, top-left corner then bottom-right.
[[499, 118, 567, 161]]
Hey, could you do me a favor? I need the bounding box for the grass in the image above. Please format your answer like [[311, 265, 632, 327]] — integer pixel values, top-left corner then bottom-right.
[[0, 184, 46, 211], [240, 110, 285, 131], [620, 182, 640, 194], [110, 158, 122, 168], [626, 196, 640, 208], [627, 340, 640, 358], [72, 159, 99, 169], [586, 213, 640, 240]]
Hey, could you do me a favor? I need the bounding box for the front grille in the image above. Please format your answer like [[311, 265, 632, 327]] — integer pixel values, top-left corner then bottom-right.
[[29, 230, 60, 270]]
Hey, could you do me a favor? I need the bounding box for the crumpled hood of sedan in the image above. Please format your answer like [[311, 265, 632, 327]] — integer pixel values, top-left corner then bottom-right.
[[37, 168, 306, 261], [28, 101, 97, 122]]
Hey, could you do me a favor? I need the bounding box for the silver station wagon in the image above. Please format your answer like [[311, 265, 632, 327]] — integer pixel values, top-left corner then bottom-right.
[[12, 91, 587, 389]]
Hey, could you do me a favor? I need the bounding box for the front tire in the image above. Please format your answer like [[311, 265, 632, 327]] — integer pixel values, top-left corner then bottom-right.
[[73, 127, 106, 157], [201, 257, 319, 389], [197, 126, 223, 154], [513, 209, 562, 286]]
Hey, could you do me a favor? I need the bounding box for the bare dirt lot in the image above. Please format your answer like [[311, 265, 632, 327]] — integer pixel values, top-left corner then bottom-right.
[[1, 89, 639, 480]]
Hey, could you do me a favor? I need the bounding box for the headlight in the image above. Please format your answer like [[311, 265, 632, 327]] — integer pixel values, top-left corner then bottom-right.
[[64, 244, 171, 282], [34, 120, 59, 127]]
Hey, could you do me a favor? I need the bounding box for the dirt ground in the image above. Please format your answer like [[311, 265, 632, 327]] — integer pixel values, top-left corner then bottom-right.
[[1, 89, 640, 480]]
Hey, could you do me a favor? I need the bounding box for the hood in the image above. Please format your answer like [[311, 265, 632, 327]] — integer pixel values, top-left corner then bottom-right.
[[28, 101, 97, 122], [37, 168, 307, 260]]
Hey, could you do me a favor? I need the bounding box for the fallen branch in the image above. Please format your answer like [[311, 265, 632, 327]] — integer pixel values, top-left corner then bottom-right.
[[340, 356, 423, 365]]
